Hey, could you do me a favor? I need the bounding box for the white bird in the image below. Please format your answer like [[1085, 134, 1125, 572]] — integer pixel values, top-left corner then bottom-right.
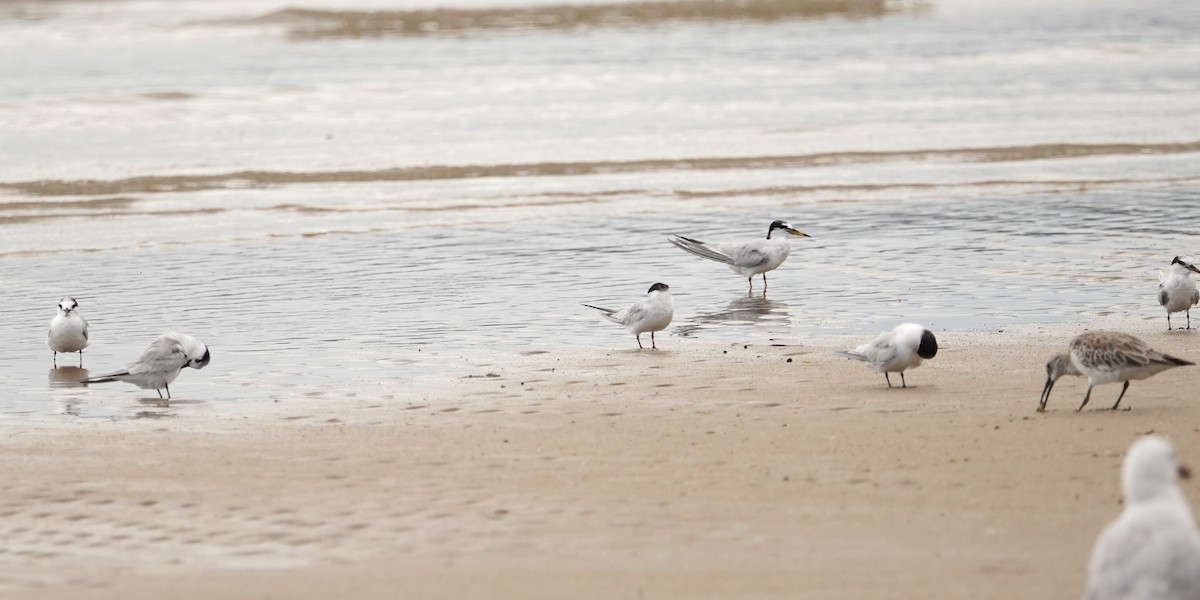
[[85, 332, 211, 399], [1087, 436, 1200, 600], [583, 283, 674, 349], [669, 220, 811, 293], [47, 296, 89, 367], [1158, 256, 1200, 330], [1038, 331, 1193, 412], [837, 323, 938, 388]]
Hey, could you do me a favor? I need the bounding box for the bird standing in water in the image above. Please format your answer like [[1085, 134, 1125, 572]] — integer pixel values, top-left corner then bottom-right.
[[48, 296, 89, 367], [669, 220, 810, 294]]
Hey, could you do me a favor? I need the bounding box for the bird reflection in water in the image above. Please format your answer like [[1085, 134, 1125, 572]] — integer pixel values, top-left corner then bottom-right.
[[674, 295, 791, 337], [48, 367, 89, 415]]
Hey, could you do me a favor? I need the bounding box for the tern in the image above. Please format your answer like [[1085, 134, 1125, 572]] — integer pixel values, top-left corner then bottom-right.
[[583, 283, 674, 349], [669, 220, 810, 293], [48, 296, 89, 367], [838, 323, 938, 388], [85, 332, 211, 399], [1158, 256, 1200, 330]]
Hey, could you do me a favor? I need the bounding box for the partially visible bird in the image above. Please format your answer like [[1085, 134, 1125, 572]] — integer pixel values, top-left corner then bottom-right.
[[669, 220, 810, 293], [838, 323, 938, 388], [48, 296, 89, 367], [85, 332, 211, 399], [1038, 331, 1193, 412], [583, 283, 674, 349], [1087, 435, 1200, 600], [1159, 256, 1200, 330]]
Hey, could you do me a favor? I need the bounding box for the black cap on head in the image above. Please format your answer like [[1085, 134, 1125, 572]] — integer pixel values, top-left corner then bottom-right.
[[917, 330, 938, 359], [1173, 256, 1185, 265], [647, 283, 669, 294]]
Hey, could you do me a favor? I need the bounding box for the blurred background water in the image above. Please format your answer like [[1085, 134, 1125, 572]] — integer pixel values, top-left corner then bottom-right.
[[1, 0, 1198, 417]]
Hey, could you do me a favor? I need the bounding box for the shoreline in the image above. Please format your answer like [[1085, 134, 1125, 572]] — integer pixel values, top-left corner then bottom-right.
[[3, 322, 1200, 598]]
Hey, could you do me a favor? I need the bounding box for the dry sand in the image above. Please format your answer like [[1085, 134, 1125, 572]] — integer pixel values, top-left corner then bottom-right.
[[3, 322, 1200, 599]]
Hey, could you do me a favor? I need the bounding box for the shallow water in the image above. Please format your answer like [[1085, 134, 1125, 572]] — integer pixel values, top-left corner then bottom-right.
[[1, 0, 1198, 418]]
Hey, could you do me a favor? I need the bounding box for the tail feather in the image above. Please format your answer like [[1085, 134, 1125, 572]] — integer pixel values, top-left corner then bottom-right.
[[835, 350, 868, 362], [670, 235, 733, 265], [583, 304, 622, 324], [85, 369, 129, 384]]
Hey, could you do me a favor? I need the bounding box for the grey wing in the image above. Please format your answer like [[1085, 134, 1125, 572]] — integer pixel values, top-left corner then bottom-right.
[[620, 301, 649, 327], [868, 340, 899, 369], [726, 244, 770, 268], [127, 338, 187, 375], [81, 318, 89, 341], [1159, 286, 1169, 307], [1193, 288, 1199, 307]]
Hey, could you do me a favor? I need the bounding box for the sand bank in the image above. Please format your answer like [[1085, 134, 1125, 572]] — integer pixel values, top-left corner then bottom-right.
[[3, 322, 1199, 599]]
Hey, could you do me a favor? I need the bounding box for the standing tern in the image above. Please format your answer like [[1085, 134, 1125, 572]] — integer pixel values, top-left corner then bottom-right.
[[1087, 436, 1200, 600], [583, 283, 674, 349], [48, 296, 89, 367], [669, 220, 810, 293], [1158, 256, 1200, 330], [1038, 331, 1193, 412], [838, 323, 938, 388], [85, 332, 211, 399]]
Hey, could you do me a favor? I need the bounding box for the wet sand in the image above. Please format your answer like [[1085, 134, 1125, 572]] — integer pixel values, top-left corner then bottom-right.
[[3, 322, 1200, 599]]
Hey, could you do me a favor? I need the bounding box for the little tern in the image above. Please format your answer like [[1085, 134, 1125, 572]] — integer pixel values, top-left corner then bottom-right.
[[583, 283, 674, 349], [85, 332, 211, 399], [838, 323, 938, 388], [1158, 256, 1200, 330], [669, 220, 810, 293], [47, 296, 89, 367]]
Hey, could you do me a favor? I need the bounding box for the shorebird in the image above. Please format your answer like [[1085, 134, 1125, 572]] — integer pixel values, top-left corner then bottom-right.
[[838, 323, 939, 388], [1038, 331, 1193, 412], [85, 332, 211, 399], [48, 296, 89, 367], [1087, 436, 1200, 600], [583, 283, 674, 349], [669, 220, 810, 293], [1159, 256, 1200, 330]]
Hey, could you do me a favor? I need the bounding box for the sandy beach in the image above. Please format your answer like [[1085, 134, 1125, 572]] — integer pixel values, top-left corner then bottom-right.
[[3, 321, 1199, 599]]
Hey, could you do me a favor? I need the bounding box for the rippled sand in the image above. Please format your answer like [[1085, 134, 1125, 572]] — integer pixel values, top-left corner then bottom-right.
[[2, 323, 1198, 598]]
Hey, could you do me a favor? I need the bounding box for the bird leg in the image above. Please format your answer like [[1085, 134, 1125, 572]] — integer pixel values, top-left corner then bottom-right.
[[636, 334, 644, 349], [1168, 313, 1173, 330], [156, 388, 164, 399], [900, 372, 908, 388], [762, 273, 768, 293], [1189, 310, 1193, 330], [77, 350, 83, 367], [1110, 381, 1130, 410], [650, 332, 657, 350], [165, 384, 171, 400], [53, 351, 58, 367], [1077, 386, 1093, 411], [747, 277, 754, 293], [884, 373, 893, 388]]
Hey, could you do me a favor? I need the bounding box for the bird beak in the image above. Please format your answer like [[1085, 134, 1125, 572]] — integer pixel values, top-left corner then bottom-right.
[[1038, 377, 1054, 411], [1181, 464, 1193, 480], [1188, 264, 1200, 274], [788, 228, 811, 238]]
